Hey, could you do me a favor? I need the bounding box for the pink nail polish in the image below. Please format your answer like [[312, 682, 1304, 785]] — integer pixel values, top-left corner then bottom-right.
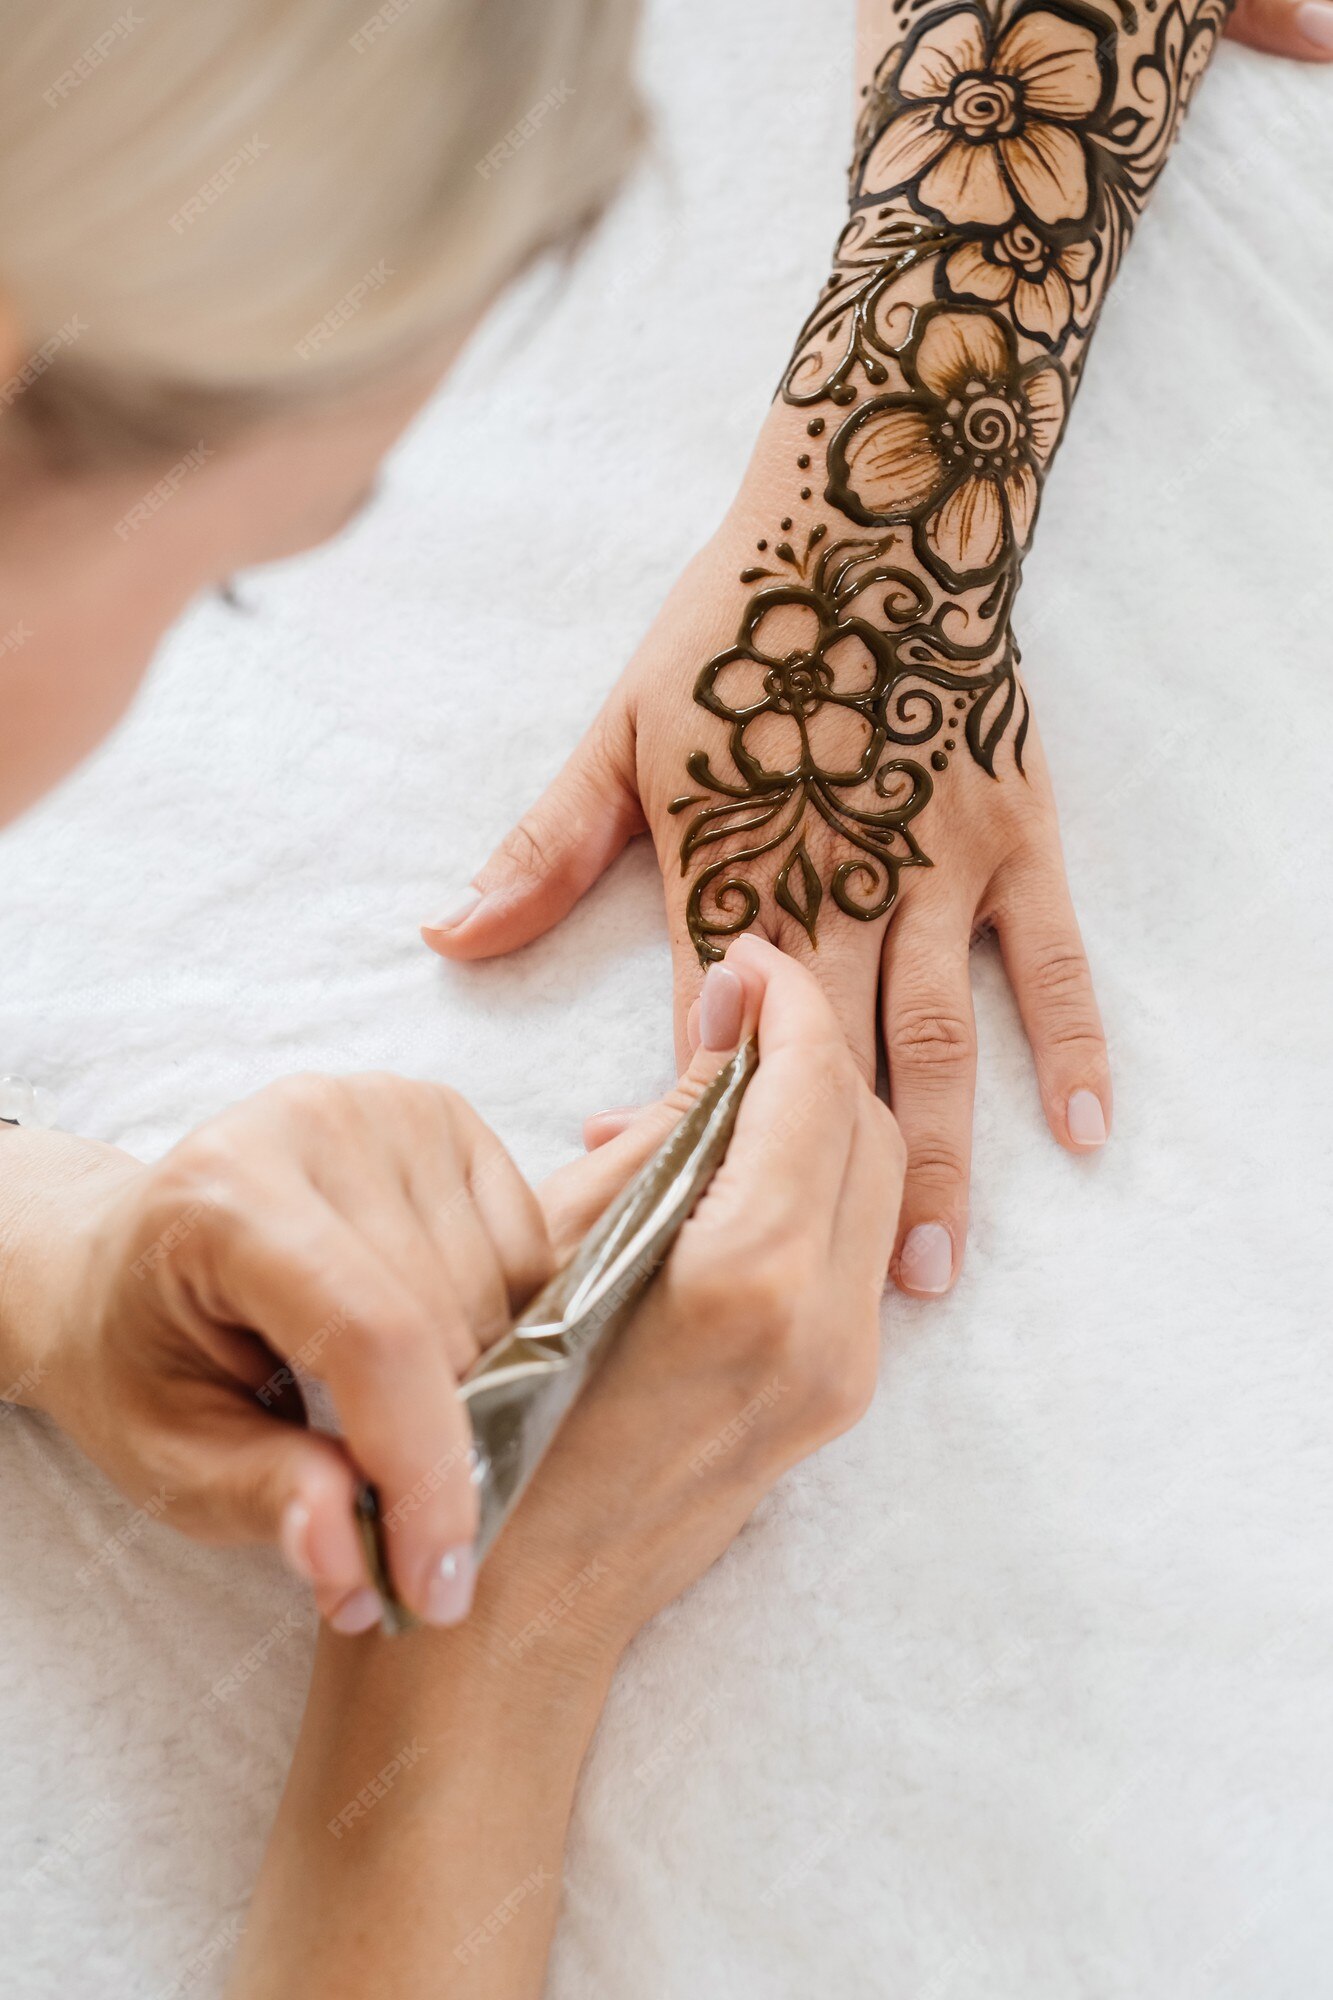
[[899, 1223, 953, 1295], [422, 1545, 476, 1627], [699, 965, 743, 1051], [1297, 0, 1333, 49], [278, 1498, 315, 1582], [1067, 1089, 1107, 1148], [328, 1588, 382, 1635], [428, 885, 482, 930]]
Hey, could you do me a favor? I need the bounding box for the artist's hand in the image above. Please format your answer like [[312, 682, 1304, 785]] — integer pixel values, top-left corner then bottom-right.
[[4, 1075, 553, 1631], [473, 934, 904, 1654], [422, 465, 1109, 1300]]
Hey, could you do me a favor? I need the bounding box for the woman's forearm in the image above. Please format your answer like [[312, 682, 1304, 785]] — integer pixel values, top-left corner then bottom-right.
[[225, 1552, 623, 2000], [674, 0, 1233, 960]]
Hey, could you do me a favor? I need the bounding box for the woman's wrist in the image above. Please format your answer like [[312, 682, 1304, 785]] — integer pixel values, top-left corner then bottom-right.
[[0, 1126, 139, 1407]]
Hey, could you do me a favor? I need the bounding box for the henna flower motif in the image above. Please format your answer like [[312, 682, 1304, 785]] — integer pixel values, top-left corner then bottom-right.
[[944, 222, 1097, 344], [671, 540, 942, 957], [861, 3, 1108, 228], [825, 305, 1067, 586]]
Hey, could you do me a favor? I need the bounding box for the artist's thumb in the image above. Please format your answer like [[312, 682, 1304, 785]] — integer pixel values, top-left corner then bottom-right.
[[1225, 0, 1333, 57], [422, 701, 644, 961]]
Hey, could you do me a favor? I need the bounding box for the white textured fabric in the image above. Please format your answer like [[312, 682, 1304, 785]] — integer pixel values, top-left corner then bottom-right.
[[2, 5, 1331, 1994]]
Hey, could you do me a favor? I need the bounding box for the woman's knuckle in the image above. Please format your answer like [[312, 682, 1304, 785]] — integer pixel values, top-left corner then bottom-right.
[[1028, 945, 1089, 1004], [906, 1139, 969, 1188], [889, 1007, 975, 1071]]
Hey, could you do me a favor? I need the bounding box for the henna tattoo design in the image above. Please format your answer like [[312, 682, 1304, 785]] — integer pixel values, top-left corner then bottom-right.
[[674, 0, 1232, 962]]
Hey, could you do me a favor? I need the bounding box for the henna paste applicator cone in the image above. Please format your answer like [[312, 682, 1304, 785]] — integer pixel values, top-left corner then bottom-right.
[[358, 1038, 759, 1633]]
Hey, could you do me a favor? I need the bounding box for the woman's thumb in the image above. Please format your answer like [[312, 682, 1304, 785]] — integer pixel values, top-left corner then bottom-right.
[[422, 703, 643, 961], [1225, 0, 1333, 56]]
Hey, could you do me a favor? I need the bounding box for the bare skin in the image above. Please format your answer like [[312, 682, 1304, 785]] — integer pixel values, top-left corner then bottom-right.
[[226, 939, 904, 2000]]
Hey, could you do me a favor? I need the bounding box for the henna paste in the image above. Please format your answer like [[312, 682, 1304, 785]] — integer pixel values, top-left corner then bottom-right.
[[674, 0, 1233, 961]]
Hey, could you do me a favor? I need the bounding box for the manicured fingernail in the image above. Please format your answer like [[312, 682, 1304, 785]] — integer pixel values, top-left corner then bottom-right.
[[328, 1588, 382, 1635], [899, 1223, 953, 1295], [1067, 1089, 1107, 1148], [1297, 1, 1333, 49], [427, 885, 482, 930], [699, 964, 744, 1051], [585, 1107, 640, 1143], [279, 1498, 315, 1582], [422, 1544, 476, 1627]]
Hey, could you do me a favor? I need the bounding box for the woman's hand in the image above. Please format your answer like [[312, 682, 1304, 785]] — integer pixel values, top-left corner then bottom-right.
[[2, 1073, 553, 1631], [421, 464, 1108, 1303]]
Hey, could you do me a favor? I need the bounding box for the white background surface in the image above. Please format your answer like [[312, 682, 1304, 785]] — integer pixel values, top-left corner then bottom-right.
[[2, 3, 1332, 1994]]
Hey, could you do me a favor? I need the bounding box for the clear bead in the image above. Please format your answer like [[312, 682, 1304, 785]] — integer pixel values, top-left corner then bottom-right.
[[0, 1076, 37, 1124]]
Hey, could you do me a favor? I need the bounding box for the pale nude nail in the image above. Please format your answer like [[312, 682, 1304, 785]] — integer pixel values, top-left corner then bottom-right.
[[899, 1223, 953, 1295], [699, 964, 743, 1051], [428, 885, 482, 930], [328, 1588, 382, 1635], [422, 1545, 476, 1627], [587, 1106, 640, 1135], [1067, 1089, 1107, 1148], [1297, 1, 1333, 50]]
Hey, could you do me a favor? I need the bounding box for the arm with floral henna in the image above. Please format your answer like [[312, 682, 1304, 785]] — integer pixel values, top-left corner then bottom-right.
[[672, 0, 1228, 960], [426, 0, 1238, 1294]]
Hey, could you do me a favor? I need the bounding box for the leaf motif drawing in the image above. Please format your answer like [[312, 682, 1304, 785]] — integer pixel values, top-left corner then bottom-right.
[[774, 839, 824, 944]]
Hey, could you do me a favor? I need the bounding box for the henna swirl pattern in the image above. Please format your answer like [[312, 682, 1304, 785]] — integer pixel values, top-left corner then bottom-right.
[[675, 0, 1233, 962]]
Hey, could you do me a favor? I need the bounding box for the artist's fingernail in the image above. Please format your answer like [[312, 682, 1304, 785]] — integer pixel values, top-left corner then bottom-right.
[[328, 1588, 382, 1636], [584, 1107, 640, 1147], [1297, 1, 1333, 50], [899, 1223, 953, 1295], [279, 1498, 316, 1582], [699, 965, 743, 1051], [421, 1544, 476, 1627], [1067, 1089, 1107, 1149], [426, 885, 483, 931]]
